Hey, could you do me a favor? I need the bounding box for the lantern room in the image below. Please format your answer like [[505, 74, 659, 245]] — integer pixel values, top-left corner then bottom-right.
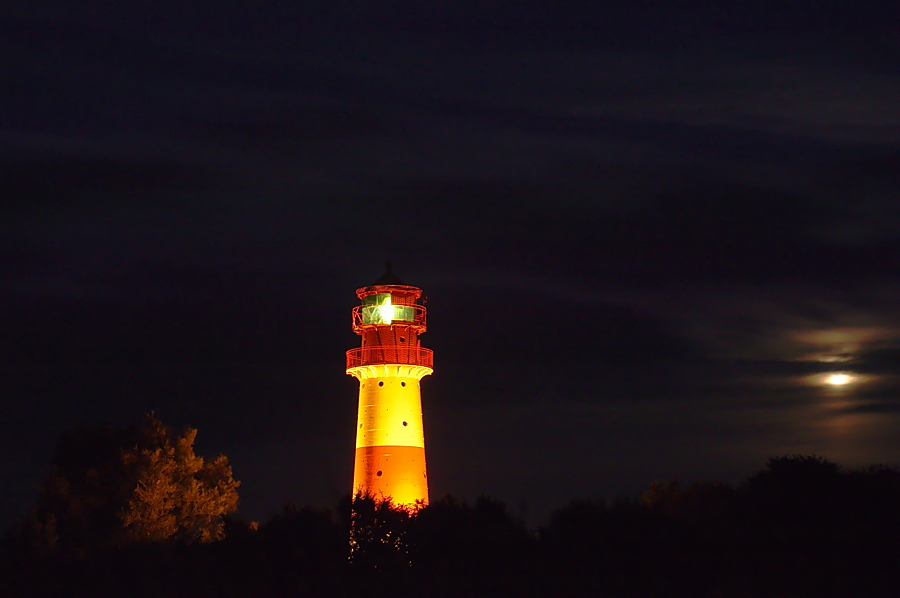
[[346, 268, 433, 370]]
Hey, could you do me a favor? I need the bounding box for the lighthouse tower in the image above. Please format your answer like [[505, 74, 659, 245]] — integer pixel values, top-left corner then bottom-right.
[[346, 266, 433, 507]]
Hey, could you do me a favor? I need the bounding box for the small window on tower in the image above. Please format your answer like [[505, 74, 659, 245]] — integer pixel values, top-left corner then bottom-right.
[[401, 381, 406, 387], [376, 470, 383, 477], [378, 381, 384, 387]]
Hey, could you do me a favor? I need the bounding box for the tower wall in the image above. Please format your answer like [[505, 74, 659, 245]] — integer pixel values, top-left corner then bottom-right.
[[347, 364, 431, 507]]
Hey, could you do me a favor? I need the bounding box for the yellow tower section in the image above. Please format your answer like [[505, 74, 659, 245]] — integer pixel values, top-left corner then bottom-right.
[[346, 268, 433, 508]]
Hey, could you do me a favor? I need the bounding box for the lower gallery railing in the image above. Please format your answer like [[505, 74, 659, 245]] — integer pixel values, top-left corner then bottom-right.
[[346, 346, 434, 369]]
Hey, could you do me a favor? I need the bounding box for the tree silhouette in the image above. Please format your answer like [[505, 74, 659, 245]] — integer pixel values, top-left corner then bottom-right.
[[6, 452, 900, 598], [346, 491, 415, 595], [406, 495, 536, 597], [735, 455, 900, 597], [255, 503, 349, 597]]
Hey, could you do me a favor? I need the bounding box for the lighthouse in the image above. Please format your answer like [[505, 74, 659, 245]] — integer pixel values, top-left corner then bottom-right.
[[346, 266, 433, 508]]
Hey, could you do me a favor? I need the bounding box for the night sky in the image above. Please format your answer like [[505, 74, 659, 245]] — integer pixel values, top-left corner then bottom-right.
[[3, 1, 900, 530]]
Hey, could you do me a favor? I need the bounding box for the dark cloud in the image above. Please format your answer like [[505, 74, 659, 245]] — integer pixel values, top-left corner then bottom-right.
[[838, 399, 900, 415], [855, 345, 900, 375], [3, 0, 900, 531]]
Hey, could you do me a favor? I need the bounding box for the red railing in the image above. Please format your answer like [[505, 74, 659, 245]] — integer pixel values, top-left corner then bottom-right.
[[351, 304, 427, 332], [346, 346, 434, 369]]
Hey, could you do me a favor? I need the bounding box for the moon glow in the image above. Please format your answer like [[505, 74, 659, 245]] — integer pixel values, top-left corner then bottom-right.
[[825, 373, 854, 386]]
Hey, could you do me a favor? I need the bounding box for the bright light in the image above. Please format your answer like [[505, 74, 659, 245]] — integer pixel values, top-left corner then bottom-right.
[[825, 373, 854, 386], [377, 298, 394, 324]]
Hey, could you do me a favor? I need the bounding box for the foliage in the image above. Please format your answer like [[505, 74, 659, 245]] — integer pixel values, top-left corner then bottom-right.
[[346, 491, 416, 596], [406, 495, 536, 597], [5, 454, 900, 597], [16, 414, 239, 553]]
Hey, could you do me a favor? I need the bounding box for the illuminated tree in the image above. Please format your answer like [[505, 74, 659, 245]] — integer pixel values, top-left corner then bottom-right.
[[24, 414, 239, 551], [119, 422, 240, 544]]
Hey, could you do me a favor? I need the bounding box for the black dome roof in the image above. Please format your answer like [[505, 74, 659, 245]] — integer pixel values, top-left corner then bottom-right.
[[373, 262, 405, 286]]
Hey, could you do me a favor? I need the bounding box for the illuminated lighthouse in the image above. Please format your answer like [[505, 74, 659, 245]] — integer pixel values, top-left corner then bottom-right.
[[346, 266, 433, 507]]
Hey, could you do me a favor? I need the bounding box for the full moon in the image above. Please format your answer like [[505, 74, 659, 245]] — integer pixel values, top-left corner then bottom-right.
[[825, 373, 854, 386]]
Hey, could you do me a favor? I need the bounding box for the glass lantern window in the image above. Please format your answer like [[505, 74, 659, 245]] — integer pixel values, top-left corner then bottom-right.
[[361, 293, 414, 324]]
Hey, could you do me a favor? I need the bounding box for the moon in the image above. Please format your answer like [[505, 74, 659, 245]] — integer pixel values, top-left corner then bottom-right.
[[825, 373, 854, 386]]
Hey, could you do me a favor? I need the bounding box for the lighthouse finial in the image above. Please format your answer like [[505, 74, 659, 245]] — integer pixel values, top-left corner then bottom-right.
[[373, 261, 404, 286]]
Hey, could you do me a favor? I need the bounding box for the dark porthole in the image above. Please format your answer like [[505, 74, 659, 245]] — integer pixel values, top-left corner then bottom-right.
[[402, 421, 408, 426], [399, 337, 406, 343], [401, 381, 406, 387], [378, 381, 384, 387], [358, 423, 362, 429], [376, 470, 383, 477], [423, 472, 427, 478]]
